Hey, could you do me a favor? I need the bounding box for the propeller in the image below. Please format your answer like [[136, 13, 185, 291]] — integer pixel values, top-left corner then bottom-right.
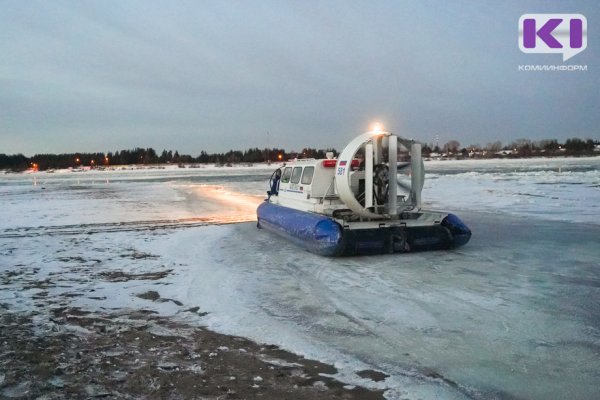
[[335, 131, 423, 219], [393, 142, 423, 210], [396, 162, 412, 192]]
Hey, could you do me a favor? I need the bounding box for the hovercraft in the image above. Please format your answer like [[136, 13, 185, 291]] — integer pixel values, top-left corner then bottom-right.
[[256, 130, 471, 256]]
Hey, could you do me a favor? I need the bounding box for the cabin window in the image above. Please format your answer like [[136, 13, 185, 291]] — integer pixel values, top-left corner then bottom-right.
[[281, 167, 292, 183], [301, 166, 314, 185], [291, 167, 303, 184]]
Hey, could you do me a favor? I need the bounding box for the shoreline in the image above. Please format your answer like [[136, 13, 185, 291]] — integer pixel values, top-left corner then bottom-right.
[[0, 221, 389, 399], [0, 306, 386, 399]]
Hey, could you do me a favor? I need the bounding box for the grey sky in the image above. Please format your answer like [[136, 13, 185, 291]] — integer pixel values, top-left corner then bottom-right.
[[1, 0, 598, 156]]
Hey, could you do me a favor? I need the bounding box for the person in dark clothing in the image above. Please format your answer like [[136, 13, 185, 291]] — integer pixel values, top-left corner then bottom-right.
[[268, 169, 281, 198]]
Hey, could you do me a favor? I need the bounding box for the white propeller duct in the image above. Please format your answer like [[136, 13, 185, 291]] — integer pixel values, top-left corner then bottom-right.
[[335, 132, 382, 219]]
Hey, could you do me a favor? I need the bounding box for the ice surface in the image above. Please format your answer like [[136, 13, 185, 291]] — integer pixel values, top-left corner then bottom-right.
[[423, 157, 600, 225], [0, 164, 271, 229], [154, 213, 597, 400], [1, 158, 599, 399]]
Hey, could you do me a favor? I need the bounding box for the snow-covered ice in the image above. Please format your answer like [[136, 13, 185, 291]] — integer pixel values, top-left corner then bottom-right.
[[1, 158, 599, 399], [423, 157, 600, 225]]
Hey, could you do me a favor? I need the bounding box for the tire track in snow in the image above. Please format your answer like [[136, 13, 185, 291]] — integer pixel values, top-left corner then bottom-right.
[[0, 216, 255, 238]]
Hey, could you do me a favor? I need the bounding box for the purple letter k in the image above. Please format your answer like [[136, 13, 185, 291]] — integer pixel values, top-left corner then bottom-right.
[[523, 18, 563, 48]]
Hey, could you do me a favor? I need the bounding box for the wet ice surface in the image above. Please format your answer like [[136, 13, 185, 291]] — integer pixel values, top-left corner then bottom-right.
[[203, 216, 599, 399], [1, 159, 599, 399]]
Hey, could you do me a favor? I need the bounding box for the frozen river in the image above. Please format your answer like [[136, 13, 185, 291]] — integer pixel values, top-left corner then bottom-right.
[[1, 158, 599, 399]]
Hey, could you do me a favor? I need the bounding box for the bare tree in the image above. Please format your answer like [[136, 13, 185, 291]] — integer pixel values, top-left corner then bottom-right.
[[443, 140, 461, 154], [509, 139, 533, 156], [485, 141, 503, 152]]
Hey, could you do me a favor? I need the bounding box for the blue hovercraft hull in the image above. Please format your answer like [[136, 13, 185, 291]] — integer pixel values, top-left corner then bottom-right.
[[257, 202, 345, 256], [256, 202, 471, 256]]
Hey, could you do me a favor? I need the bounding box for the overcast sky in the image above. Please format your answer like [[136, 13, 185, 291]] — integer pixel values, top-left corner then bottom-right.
[[1, 0, 598, 156]]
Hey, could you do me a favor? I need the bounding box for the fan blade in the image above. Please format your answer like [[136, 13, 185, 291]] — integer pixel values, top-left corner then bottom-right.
[[365, 142, 373, 208], [388, 135, 397, 216], [396, 162, 411, 171], [410, 143, 423, 208]]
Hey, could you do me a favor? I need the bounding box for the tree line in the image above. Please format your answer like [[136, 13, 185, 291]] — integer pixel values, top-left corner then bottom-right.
[[0, 147, 337, 171], [1, 137, 598, 172], [423, 137, 598, 158]]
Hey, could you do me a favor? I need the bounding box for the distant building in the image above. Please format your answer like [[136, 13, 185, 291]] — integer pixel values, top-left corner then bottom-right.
[[468, 151, 484, 157]]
